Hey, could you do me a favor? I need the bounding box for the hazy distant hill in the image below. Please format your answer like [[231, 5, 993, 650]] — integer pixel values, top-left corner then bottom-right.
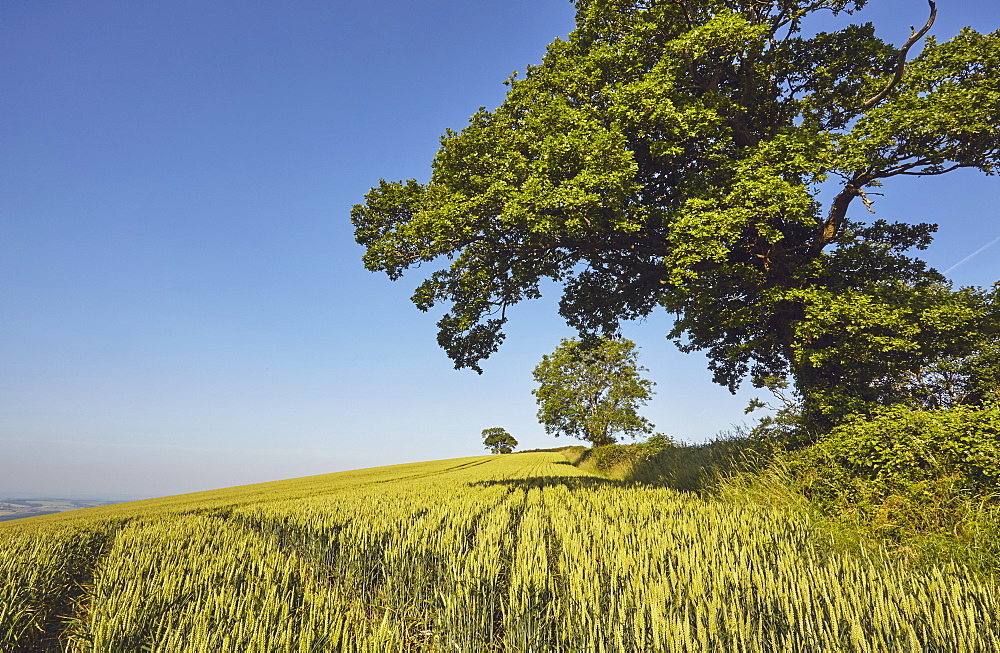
[[0, 498, 124, 521]]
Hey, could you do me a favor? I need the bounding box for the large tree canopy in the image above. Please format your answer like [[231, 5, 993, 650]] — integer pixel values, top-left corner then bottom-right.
[[353, 0, 1000, 424]]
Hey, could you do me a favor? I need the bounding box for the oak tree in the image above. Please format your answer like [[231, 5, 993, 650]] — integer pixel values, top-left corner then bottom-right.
[[353, 0, 1000, 427]]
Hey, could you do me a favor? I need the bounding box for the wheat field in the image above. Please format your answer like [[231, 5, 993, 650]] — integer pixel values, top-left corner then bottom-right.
[[2, 451, 998, 651]]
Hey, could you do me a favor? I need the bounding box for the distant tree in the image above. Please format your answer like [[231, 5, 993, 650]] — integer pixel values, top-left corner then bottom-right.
[[482, 427, 518, 454], [533, 338, 654, 446]]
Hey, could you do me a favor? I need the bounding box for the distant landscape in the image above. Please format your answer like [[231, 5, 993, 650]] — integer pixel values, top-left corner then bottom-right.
[[0, 498, 126, 522]]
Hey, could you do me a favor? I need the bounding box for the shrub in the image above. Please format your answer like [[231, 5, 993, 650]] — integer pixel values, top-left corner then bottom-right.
[[575, 434, 675, 476], [784, 404, 1000, 547], [791, 404, 1000, 500]]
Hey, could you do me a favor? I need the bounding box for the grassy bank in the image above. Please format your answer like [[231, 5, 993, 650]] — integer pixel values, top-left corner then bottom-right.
[[569, 409, 1000, 576]]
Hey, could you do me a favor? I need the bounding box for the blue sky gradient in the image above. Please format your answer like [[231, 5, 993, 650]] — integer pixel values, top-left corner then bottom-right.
[[2, 0, 998, 498]]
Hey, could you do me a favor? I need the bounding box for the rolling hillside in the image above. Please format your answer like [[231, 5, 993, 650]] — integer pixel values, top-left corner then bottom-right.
[[2, 451, 998, 651]]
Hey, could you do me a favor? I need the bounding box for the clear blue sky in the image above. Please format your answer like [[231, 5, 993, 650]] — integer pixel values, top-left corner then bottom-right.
[[2, 0, 998, 499]]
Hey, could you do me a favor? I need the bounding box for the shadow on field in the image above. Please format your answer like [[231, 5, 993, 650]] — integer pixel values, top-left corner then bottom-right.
[[468, 475, 629, 490]]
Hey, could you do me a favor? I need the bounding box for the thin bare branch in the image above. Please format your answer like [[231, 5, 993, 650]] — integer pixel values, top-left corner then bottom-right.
[[858, 0, 937, 111], [899, 163, 965, 175]]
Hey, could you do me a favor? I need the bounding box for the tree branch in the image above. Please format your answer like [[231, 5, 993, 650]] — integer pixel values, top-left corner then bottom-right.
[[858, 0, 936, 112], [857, 189, 882, 213], [899, 163, 965, 176], [811, 173, 874, 254]]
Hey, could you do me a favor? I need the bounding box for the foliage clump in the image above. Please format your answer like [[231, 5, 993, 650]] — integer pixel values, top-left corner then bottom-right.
[[784, 405, 1000, 541], [575, 433, 677, 476], [797, 405, 1000, 495]]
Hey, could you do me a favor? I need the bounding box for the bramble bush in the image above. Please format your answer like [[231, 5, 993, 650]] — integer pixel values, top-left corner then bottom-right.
[[791, 405, 1000, 499], [784, 404, 1000, 547]]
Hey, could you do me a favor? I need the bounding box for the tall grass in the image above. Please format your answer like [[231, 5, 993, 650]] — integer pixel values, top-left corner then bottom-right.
[[2, 452, 998, 650], [588, 426, 1000, 576]]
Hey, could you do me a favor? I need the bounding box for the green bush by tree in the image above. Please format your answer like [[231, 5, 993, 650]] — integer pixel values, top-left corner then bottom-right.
[[481, 427, 518, 454], [787, 404, 999, 512], [353, 0, 1000, 433], [733, 404, 1000, 570], [532, 337, 655, 446]]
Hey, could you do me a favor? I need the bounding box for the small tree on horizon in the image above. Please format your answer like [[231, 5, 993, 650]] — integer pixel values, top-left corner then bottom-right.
[[482, 427, 518, 454], [532, 337, 655, 447]]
